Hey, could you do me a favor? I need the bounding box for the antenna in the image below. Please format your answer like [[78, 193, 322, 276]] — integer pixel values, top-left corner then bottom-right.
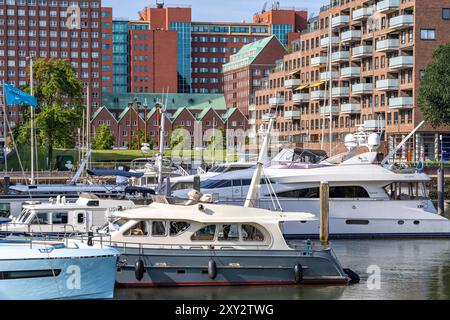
[[261, 1, 267, 13], [156, 0, 164, 8]]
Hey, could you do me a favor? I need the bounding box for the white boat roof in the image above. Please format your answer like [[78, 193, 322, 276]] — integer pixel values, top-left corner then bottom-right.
[[0, 239, 118, 260], [199, 164, 430, 184], [113, 201, 316, 223], [9, 184, 125, 193]]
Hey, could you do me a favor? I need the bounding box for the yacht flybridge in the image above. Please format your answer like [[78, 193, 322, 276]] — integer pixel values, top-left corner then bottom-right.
[[98, 195, 349, 286]]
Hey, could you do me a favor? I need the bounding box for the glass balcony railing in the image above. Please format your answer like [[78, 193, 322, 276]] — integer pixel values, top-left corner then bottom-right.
[[310, 90, 326, 100], [331, 51, 350, 63], [332, 15, 350, 28], [352, 45, 373, 58], [284, 110, 302, 119], [376, 0, 400, 13], [352, 7, 373, 21], [269, 97, 284, 106], [376, 79, 399, 90], [341, 30, 362, 42], [320, 36, 340, 48], [376, 39, 400, 52], [389, 56, 413, 70], [389, 96, 414, 109], [284, 79, 302, 89], [320, 106, 339, 116], [364, 119, 386, 130], [332, 87, 350, 97], [389, 15, 414, 30], [340, 103, 361, 114], [341, 67, 361, 78], [293, 93, 309, 104], [352, 83, 373, 94], [311, 56, 328, 66]]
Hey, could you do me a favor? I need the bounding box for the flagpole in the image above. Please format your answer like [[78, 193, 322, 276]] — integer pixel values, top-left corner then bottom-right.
[[2, 82, 8, 192], [30, 58, 35, 185]]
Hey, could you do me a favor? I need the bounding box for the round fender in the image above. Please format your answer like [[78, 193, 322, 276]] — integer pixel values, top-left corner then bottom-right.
[[208, 259, 217, 280], [135, 259, 145, 281], [294, 264, 303, 283]]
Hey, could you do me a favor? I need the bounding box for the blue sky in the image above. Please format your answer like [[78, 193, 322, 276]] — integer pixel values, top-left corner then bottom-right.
[[103, 0, 325, 21]]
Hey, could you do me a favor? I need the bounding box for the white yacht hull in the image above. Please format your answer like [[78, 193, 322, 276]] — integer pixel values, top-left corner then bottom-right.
[[219, 198, 450, 238]]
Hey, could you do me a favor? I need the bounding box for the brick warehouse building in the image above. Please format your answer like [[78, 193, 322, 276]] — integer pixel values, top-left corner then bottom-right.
[[92, 93, 248, 149], [223, 35, 286, 115], [107, 2, 308, 95], [0, 0, 103, 150], [251, 0, 450, 162]]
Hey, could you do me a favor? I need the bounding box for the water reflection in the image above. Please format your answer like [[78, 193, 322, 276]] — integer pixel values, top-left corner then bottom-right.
[[115, 239, 450, 300]]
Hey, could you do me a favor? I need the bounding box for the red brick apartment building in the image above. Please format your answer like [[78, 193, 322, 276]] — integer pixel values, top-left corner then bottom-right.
[[251, 0, 450, 161], [0, 0, 103, 146], [107, 2, 308, 95], [223, 35, 286, 115], [91, 93, 248, 148]]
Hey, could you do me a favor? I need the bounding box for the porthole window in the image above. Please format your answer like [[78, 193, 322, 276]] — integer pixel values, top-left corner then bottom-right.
[[398, 220, 405, 225], [413, 220, 420, 225]]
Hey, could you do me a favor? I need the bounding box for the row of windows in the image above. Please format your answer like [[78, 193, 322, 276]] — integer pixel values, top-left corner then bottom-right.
[[0, 0, 99, 7]]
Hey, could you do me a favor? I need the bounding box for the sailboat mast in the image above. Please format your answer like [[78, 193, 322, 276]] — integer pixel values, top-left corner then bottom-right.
[[157, 93, 167, 192], [30, 58, 35, 185], [2, 83, 7, 180]]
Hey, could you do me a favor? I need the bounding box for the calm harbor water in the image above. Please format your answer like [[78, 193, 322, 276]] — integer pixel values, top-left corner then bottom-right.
[[114, 238, 450, 300]]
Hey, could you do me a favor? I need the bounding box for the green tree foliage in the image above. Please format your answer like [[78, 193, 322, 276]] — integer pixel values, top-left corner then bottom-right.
[[92, 123, 115, 150], [418, 44, 450, 127], [131, 129, 152, 150], [22, 58, 83, 107], [15, 59, 83, 169]]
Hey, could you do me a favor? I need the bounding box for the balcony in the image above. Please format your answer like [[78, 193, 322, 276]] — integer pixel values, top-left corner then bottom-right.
[[284, 110, 302, 119], [331, 51, 350, 64], [352, 83, 373, 95], [376, 39, 400, 52], [376, 0, 400, 14], [332, 87, 350, 97], [320, 71, 339, 81], [311, 56, 328, 67], [293, 93, 309, 104], [310, 90, 326, 100], [269, 97, 284, 107], [376, 79, 399, 91], [341, 67, 361, 79], [320, 36, 340, 48], [352, 7, 373, 21], [285, 79, 302, 89], [364, 120, 386, 130], [340, 103, 361, 114], [389, 55, 413, 70], [352, 45, 373, 58], [332, 15, 350, 28], [341, 30, 362, 43], [320, 106, 339, 116], [262, 113, 275, 122], [389, 96, 414, 109], [389, 15, 414, 30]]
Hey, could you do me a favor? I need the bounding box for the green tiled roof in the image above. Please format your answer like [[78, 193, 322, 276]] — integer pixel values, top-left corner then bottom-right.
[[223, 36, 279, 72], [117, 107, 131, 122], [197, 106, 221, 121], [102, 93, 227, 111], [171, 107, 193, 121], [221, 107, 240, 121]]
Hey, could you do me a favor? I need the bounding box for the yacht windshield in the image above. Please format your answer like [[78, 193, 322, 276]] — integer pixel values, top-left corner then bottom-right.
[[208, 166, 227, 173], [17, 209, 33, 223]]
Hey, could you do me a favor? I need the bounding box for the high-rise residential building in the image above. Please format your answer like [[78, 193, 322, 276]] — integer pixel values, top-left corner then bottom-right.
[[252, 0, 450, 162], [0, 0, 102, 147], [223, 36, 286, 115]]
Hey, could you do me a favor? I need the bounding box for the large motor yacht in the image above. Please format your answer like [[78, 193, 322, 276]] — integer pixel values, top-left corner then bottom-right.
[[96, 195, 350, 287]]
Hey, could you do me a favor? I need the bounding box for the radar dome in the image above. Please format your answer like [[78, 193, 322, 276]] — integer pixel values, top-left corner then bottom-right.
[[344, 134, 357, 150], [368, 133, 381, 150]]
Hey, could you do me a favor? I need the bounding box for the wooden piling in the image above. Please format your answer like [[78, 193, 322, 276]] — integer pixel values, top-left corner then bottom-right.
[[438, 167, 445, 215], [193, 175, 200, 192], [320, 181, 329, 246]]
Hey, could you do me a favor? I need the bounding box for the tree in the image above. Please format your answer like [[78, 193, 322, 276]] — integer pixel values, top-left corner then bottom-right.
[[418, 44, 450, 127], [22, 58, 83, 107], [15, 59, 83, 169], [131, 129, 152, 150], [92, 123, 114, 150]]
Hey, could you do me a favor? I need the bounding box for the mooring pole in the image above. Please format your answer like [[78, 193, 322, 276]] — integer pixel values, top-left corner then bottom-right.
[[320, 181, 330, 245], [438, 134, 445, 215], [193, 175, 200, 192]]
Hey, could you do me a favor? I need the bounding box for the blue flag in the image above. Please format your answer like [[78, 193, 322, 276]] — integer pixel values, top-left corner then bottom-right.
[[3, 82, 38, 108]]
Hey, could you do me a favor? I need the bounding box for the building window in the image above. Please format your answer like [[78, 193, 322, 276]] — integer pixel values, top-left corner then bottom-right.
[[443, 8, 450, 20], [420, 29, 436, 40]]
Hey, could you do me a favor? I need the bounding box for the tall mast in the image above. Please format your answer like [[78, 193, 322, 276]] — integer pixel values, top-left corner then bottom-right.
[[157, 94, 167, 192], [2, 83, 7, 184], [30, 58, 35, 185], [86, 85, 90, 171]]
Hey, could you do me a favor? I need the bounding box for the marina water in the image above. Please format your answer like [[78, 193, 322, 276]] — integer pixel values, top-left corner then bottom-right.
[[115, 238, 450, 300]]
